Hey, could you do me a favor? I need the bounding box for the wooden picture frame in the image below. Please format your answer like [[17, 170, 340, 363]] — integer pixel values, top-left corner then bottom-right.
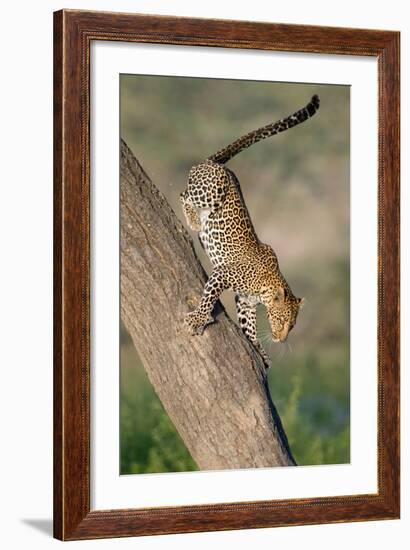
[[53, 9, 400, 540]]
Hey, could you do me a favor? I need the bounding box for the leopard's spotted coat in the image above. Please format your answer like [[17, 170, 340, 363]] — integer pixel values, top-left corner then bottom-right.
[[181, 95, 320, 368]]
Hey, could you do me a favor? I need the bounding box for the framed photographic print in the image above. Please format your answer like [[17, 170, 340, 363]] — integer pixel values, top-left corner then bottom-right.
[[54, 9, 400, 540]]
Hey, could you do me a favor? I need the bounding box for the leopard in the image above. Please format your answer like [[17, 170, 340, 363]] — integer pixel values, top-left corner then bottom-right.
[[181, 95, 320, 368]]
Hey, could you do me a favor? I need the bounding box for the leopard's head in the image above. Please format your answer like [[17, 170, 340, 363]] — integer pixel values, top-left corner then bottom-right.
[[263, 286, 304, 343]]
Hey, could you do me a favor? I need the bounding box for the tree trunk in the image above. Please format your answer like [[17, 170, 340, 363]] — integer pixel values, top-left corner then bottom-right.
[[120, 139, 296, 470]]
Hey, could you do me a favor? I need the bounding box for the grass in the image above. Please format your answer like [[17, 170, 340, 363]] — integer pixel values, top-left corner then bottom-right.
[[120, 322, 350, 473]]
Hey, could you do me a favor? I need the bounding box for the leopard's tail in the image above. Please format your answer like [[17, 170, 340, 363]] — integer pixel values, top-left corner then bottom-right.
[[207, 95, 320, 165]]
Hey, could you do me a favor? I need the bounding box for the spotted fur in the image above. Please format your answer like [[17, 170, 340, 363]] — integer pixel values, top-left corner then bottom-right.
[[181, 95, 319, 368]]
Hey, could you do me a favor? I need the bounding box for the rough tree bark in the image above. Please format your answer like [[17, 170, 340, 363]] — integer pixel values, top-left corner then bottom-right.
[[120, 139, 296, 470]]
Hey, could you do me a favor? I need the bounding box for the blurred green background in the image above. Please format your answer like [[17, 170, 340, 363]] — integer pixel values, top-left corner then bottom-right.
[[120, 75, 350, 474]]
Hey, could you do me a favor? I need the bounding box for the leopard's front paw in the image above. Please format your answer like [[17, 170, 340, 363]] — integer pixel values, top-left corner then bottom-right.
[[184, 310, 214, 335]]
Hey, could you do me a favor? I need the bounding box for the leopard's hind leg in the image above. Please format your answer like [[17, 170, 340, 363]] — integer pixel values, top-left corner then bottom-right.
[[235, 294, 271, 369], [180, 161, 230, 230], [180, 191, 202, 231]]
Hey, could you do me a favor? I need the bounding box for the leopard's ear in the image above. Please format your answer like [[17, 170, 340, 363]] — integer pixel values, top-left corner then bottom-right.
[[273, 287, 285, 304], [297, 297, 306, 309]]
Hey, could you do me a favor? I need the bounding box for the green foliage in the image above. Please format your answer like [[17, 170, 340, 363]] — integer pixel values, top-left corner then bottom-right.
[[120, 340, 197, 474], [120, 321, 350, 473], [270, 355, 350, 466]]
